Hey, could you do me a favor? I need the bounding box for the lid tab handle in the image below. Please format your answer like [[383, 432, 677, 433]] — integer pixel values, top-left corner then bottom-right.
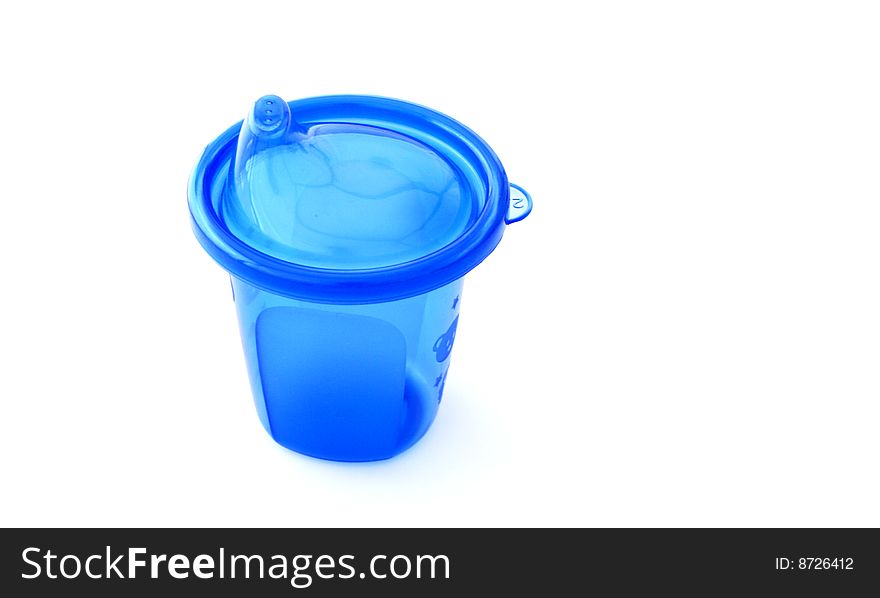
[[505, 183, 533, 224]]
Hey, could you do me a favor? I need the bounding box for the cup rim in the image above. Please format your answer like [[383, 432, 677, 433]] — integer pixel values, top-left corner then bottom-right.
[[188, 95, 510, 304]]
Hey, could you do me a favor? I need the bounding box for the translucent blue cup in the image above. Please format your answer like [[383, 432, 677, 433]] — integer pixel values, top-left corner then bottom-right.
[[189, 95, 531, 461]]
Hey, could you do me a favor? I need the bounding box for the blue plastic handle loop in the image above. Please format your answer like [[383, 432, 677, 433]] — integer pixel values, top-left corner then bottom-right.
[[505, 183, 533, 224]]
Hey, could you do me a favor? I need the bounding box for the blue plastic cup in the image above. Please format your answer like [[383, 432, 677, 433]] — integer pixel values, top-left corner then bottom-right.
[[189, 95, 531, 461]]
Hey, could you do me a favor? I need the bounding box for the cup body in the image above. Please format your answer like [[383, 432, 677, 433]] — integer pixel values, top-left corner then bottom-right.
[[231, 276, 464, 461], [189, 96, 532, 462]]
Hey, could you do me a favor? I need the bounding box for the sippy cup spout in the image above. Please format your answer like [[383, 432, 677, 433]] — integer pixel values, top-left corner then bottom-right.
[[231, 94, 307, 204], [246, 95, 297, 138]]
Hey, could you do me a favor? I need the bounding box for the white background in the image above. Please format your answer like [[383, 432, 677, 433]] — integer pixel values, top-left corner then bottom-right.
[[1, 1, 878, 527]]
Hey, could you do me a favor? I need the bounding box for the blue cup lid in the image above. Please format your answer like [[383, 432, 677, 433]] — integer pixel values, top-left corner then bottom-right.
[[189, 95, 517, 304]]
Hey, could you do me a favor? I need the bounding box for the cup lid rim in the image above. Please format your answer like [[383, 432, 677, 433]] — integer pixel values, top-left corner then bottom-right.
[[188, 95, 509, 304]]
